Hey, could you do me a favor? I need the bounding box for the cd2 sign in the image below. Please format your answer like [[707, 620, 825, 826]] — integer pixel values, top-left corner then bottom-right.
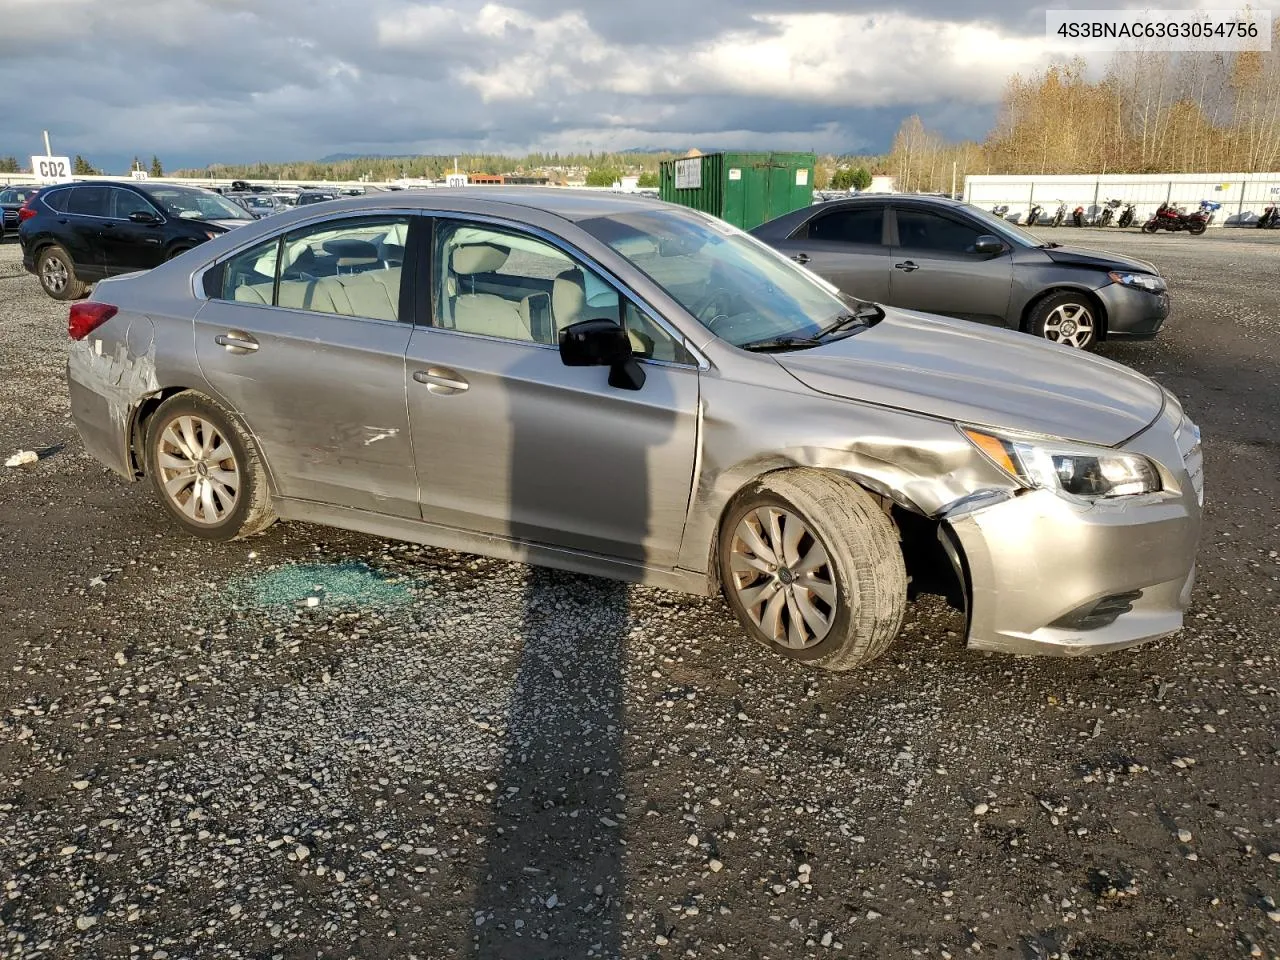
[[31, 155, 73, 183]]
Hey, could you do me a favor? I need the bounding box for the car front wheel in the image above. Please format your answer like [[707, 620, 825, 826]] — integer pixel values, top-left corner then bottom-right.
[[1029, 292, 1098, 350], [144, 393, 276, 541], [719, 470, 907, 671]]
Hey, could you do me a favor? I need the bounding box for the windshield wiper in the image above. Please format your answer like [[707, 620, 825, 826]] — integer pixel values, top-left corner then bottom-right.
[[815, 303, 884, 339], [1038, 241, 1062, 249], [739, 335, 821, 353]]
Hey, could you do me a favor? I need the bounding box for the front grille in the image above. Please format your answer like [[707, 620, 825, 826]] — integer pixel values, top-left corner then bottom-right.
[[1176, 418, 1204, 506], [1, 209, 17, 230]]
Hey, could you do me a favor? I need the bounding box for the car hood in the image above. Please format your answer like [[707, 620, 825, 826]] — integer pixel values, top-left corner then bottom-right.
[[775, 308, 1165, 446], [206, 218, 255, 231], [1042, 244, 1158, 275]]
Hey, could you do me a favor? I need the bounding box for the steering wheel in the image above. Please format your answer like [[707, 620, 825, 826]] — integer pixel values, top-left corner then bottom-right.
[[689, 287, 735, 330]]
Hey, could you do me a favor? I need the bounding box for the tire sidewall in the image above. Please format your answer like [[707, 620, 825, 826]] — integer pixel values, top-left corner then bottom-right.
[[39, 245, 78, 300], [718, 487, 858, 665], [145, 395, 258, 541]]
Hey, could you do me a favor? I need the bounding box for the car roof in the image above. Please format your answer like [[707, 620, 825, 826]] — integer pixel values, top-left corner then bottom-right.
[[280, 186, 671, 222]]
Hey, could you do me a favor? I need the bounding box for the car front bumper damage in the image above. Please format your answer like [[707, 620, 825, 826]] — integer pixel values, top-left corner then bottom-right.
[[941, 414, 1202, 657]]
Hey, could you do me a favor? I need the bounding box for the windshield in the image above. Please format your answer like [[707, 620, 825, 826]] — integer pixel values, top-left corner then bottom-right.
[[1, 187, 36, 203], [142, 186, 255, 221], [242, 196, 273, 209], [579, 208, 861, 348], [962, 203, 1045, 246]]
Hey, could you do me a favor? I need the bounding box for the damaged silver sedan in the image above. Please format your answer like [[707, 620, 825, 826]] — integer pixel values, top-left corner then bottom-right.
[[65, 189, 1203, 669]]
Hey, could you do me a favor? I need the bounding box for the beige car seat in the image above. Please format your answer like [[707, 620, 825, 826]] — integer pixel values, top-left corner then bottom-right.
[[446, 243, 531, 340]]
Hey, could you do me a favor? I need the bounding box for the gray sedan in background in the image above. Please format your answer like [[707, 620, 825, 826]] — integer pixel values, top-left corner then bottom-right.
[[751, 195, 1171, 350], [65, 189, 1201, 670]]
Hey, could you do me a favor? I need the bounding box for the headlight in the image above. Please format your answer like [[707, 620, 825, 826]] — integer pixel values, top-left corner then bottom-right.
[[1108, 271, 1165, 294], [963, 427, 1162, 499]]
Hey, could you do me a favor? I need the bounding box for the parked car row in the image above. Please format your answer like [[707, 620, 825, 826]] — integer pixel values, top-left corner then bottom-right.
[[61, 189, 1202, 673], [1, 183, 41, 241]]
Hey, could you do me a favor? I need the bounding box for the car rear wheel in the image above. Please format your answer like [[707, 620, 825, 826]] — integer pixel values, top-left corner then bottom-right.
[[37, 244, 90, 301], [145, 393, 276, 541], [1029, 292, 1098, 350], [719, 470, 906, 671]]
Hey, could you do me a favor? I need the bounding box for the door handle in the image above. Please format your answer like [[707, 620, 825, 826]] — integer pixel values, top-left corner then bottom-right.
[[413, 367, 469, 395], [894, 261, 919, 272], [214, 332, 259, 354], [790, 253, 811, 264]]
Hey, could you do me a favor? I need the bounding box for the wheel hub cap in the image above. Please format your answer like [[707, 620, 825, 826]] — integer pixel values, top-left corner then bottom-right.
[[156, 415, 239, 525], [729, 507, 838, 650], [1043, 303, 1094, 348]]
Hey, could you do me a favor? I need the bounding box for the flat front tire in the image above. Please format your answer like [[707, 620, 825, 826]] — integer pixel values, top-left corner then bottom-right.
[[144, 393, 276, 541], [719, 470, 907, 671]]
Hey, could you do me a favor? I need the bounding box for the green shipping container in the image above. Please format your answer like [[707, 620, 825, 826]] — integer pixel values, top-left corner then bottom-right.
[[659, 151, 816, 231]]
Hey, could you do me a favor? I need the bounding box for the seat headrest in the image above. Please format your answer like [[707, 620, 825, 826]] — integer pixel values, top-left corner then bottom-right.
[[323, 238, 380, 263], [553, 268, 586, 323], [452, 242, 509, 275]]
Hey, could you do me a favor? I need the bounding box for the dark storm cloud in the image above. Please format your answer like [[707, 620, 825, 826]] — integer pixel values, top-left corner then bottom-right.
[[0, 0, 1108, 168]]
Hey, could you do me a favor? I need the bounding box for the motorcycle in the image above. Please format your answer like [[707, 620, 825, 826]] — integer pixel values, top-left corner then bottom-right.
[[1052, 201, 1066, 227], [1141, 202, 1208, 235], [1198, 200, 1222, 225], [1257, 204, 1280, 228], [992, 204, 1010, 219], [1117, 201, 1136, 228], [1024, 203, 1043, 226], [1097, 198, 1121, 227]]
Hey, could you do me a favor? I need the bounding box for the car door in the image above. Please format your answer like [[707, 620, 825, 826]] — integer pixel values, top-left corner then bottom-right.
[[62, 185, 111, 278], [193, 213, 420, 518], [766, 203, 891, 302], [887, 204, 1013, 324], [404, 217, 700, 568], [100, 188, 166, 274]]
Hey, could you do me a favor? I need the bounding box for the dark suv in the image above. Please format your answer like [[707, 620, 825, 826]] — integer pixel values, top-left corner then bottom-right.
[[19, 181, 256, 300], [751, 195, 1170, 350]]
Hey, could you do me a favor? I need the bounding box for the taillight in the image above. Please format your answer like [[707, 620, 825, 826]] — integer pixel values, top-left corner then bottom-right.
[[68, 302, 118, 341], [18, 200, 37, 221]]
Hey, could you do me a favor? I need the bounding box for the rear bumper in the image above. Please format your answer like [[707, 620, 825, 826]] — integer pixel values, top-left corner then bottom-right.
[[1098, 284, 1169, 340], [944, 412, 1202, 657]]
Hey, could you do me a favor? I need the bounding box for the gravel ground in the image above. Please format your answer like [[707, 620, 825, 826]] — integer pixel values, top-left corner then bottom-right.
[[0, 228, 1278, 960]]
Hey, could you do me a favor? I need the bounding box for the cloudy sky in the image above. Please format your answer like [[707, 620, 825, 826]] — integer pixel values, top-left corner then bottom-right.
[[0, 0, 1268, 170]]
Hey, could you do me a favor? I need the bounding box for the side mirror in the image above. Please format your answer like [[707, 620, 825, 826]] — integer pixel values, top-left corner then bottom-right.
[[972, 234, 1004, 256], [129, 210, 160, 224], [559, 318, 646, 391]]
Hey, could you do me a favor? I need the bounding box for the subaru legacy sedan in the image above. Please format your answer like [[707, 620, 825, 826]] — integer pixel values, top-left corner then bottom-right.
[[65, 189, 1202, 670]]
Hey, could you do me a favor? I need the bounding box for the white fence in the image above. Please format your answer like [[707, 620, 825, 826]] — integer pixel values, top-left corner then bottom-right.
[[964, 173, 1280, 226]]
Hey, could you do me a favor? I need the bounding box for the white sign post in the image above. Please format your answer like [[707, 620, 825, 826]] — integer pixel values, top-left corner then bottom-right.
[[30, 155, 73, 183]]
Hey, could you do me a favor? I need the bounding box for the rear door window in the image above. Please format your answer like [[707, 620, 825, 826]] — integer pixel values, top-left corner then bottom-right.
[[805, 207, 884, 244], [67, 186, 109, 218]]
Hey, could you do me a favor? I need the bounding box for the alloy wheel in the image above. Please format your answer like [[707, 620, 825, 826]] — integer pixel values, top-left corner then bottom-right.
[[41, 256, 68, 294], [156, 415, 240, 524], [729, 507, 838, 649], [1042, 303, 1095, 348]]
